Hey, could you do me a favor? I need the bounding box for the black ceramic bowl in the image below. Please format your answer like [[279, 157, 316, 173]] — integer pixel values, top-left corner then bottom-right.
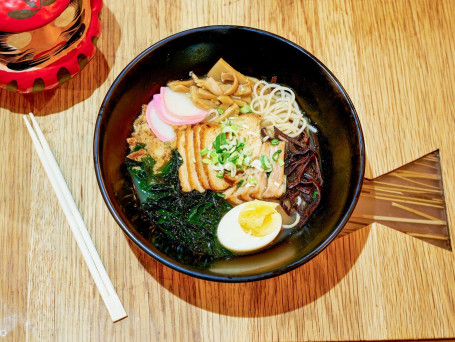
[[94, 26, 365, 282]]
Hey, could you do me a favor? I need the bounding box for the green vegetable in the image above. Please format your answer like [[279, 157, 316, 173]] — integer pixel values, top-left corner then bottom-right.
[[200, 148, 209, 156], [235, 142, 245, 151], [236, 179, 244, 188], [217, 107, 225, 115], [270, 139, 280, 146], [210, 151, 219, 164], [125, 149, 232, 259], [240, 104, 252, 114], [260, 155, 272, 170], [272, 150, 282, 162], [313, 190, 319, 199], [278, 160, 285, 166], [213, 132, 227, 153]]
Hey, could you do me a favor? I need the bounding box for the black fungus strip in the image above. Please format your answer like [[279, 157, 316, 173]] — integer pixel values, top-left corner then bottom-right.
[[275, 127, 323, 227]]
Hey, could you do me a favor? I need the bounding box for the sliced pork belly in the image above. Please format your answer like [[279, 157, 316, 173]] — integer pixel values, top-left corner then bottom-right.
[[248, 143, 270, 200], [177, 128, 191, 192], [185, 127, 205, 192], [201, 124, 231, 191], [231, 114, 262, 160], [193, 124, 211, 189], [262, 141, 286, 199]]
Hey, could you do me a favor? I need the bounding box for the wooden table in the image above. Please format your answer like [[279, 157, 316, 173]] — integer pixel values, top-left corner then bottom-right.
[[1, 1, 455, 340]]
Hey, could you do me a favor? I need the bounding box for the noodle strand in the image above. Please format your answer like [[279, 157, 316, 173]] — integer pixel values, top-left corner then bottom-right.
[[251, 80, 308, 137]]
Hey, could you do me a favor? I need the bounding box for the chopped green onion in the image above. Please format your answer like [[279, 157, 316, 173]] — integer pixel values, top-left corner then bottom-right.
[[228, 151, 240, 161], [266, 172, 271, 178], [260, 155, 272, 170], [278, 160, 285, 166], [312, 190, 319, 199], [216, 171, 224, 179], [235, 142, 245, 151], [218, 151, 230, 164], [222, 126, 235, 134], [217, 107, 225, 115], [270, 139, 280, 146], [240, 104, 252, 114], [236, 179, 244, 188], [225, 162, 237, 177], [216, 192, 225, 198], [272, 149, 282, 162], [210, 151, 219, 164], [200, 148, 209, 156], [202, 158, 212, 164], [213, 132, 227, 153], [248, 176, 258, 184]]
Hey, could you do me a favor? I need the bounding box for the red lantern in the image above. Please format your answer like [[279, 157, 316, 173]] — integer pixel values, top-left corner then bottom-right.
[[0, 0, 103, 93]]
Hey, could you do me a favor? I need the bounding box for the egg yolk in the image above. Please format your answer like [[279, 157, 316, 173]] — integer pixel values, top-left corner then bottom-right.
[[238, 200, 279, 237]]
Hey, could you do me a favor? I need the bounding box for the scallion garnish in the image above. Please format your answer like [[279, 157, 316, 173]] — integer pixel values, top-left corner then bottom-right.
[[235, 142, 245, 151], [278, 160, 285, 166], [312, 190, 319, 199], [202, 158, 212, 164], [216, 171, 224, 179], [237, 179, 244, 188], [270, 139, 280, 146], [239, 104, 252, 114], [248, 176, 258, 185], [260, 155, 272, 170], [210, 151, 219, 164], [217, 107, 225, 114], [213, 132, 227, 153], [200, 148, 209, 156], [272, 149, 282, 162]]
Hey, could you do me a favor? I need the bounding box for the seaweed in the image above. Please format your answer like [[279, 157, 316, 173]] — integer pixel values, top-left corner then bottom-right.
[[125, 149, 232, 260]]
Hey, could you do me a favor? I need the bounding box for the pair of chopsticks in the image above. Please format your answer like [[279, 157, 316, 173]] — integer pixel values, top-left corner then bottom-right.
[[23, 113, 127, 323]]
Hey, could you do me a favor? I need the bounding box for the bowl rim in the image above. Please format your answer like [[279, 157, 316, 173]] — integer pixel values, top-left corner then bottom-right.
[[94, 25, 365, 283]]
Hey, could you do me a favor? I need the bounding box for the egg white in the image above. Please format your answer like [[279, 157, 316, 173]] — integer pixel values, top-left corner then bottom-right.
[[217, 202, 282, 254]]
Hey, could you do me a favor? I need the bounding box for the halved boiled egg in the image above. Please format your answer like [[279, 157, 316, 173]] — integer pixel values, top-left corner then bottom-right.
[[217, 200, 282, 254]]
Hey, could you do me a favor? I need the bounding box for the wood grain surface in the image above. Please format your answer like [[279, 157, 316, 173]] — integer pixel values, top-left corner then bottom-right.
[[1, 0, 455, 340]]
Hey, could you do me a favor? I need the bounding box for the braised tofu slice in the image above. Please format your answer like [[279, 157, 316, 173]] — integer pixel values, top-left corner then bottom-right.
[[193, 124, 211, 189], [185, 127, 205, 192], [177, 128, 191, 192]]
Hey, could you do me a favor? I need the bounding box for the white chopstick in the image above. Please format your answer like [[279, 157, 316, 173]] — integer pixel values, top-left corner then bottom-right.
[[23, 113, 127, 322]]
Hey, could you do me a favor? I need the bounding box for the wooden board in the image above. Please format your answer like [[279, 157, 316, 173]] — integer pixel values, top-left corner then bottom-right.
[[1, 0, 455, 340]]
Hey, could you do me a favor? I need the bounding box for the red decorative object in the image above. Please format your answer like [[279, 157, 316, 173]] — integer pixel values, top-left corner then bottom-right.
[[0, 0, 71, 33], [0, 0, 103, 94]]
